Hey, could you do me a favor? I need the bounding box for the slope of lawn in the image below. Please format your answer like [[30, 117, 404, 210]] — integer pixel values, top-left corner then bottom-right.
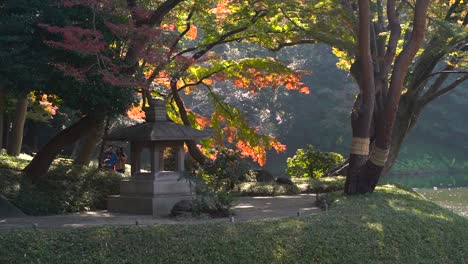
[[1, 185, 467, 263]]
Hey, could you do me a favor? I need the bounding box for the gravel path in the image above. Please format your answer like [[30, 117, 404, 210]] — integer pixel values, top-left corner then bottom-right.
[[0, 194, 318, 231]]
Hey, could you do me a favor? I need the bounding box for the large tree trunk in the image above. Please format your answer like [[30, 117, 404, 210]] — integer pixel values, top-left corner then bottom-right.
[[7, 92, 29, 156], [345, 0, 376, 194], [24, 115, 101, 182], [345, 0, 429, 194], [2, 115, 10, 150], [97, 117, 111, 169], [0, 92, 5, 150], [73, 119, 105, 166]]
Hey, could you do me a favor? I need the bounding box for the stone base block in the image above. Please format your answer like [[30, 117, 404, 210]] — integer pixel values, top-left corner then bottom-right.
[[120, 180, 154, 196], [108, 195, 152, 214], [154, 178, 192, 195], [152, 195, 193, 217]]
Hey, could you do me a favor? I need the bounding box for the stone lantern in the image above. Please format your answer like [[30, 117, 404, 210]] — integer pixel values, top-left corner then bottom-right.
[[106, 98, 209, 216]]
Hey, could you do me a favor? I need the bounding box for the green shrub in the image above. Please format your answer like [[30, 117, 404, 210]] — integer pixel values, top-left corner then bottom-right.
[[191, 179, 234, 217], [13, 164, 124, 215], [199, 148, 251, 192], [286, 145, 345, 179], [189, 148, 251, 216], [0, 167, 22, 199], [0, 151, 124, 215]]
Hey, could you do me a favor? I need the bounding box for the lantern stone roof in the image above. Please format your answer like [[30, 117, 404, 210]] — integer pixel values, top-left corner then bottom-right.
[[105, 99, 210, 142]]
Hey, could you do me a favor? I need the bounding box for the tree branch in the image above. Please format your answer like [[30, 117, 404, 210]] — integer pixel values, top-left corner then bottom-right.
[[353, 0, 375, 138], [148, 0, 185, 26], [378, 0, 429, 148], [167, 8, 195, 57], [422, 74, 468, 105], [445, 0, 460, 20], [175, 67, 229, 93], [375, 0, 386, 73], [269, 39, 317, 52], [382, 0, 400, 78]]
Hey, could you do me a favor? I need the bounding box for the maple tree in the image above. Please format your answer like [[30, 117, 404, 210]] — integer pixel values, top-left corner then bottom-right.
[[23, 0, 313, 180]]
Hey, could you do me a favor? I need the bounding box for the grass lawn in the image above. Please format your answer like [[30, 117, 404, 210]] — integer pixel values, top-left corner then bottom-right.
[[1, 185, 466, 263]]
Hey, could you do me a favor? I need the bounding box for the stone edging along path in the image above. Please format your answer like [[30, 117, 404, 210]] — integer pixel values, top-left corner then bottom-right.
[[0, 194, 319, 231]]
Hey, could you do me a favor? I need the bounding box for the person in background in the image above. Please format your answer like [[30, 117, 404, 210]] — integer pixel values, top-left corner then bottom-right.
[[115, 146, 127, 173], [103, 145, 118, 170]]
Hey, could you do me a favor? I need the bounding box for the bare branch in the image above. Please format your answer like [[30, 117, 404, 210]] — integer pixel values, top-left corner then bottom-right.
[[148, 0, 184, 26], [269, 39, 317, 52], [176, 67, 230, 93], [422, 74, 468, 105], [445, 0, 460, 20], [167, 8, 195, 57], [203, 84, 236, 120]]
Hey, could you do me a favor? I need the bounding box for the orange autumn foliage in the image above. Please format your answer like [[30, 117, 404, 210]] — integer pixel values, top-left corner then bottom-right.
[[39, 94, 58, 115], [236, 140, 267, 166], [127, 104, 145, 120], [153, 71, 171, 89], [231, 68, 310, 94], [194, 114, 211, 129], [186, 25, 198, 40], [210, 0, 232, 20]]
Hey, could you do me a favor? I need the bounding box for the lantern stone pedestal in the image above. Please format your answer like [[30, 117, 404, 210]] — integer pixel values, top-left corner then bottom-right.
[[106, 99, 209, 217], [108, 172, 192, 216]]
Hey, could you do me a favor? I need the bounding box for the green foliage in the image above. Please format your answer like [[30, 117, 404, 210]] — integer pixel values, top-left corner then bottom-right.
[[13, 164, 123, 215], [0, 0, 54, 91], [191, 181, 234, 218], [286, 145, 345, 179], [190, 148, 250, 217], [0, 151, 124, 215], [392, 152, 468, 174], [1, 185, 467, 263], [198, 148, 251, 192], [237, 182, 301, 196]]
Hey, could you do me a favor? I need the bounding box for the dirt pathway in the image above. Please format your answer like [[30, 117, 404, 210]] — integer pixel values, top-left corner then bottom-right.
[[0, 194, 318, 231]]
